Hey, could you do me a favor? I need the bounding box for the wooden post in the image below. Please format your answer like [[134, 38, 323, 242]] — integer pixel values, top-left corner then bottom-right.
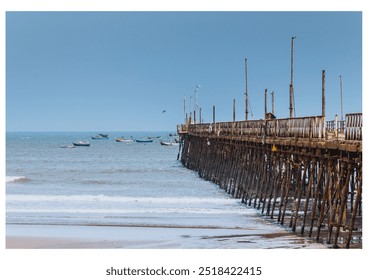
[[335, 114, 338, 138], [189, 96, 192, 124], [193, 85, 201, 124], [322, 70, 325, 117], [291, 37, 295, 89], [308, 158, 324, 237], [212, 105, 216, 124], [340, 75, 344, 121], [264, 88, 267, 119], [271, 91, 275, 115], [184, 96, 187, 124], [333, 162, 351, 248], [194, 86, 197, 124], [289, 85, 293, 118], [245, 58, 249, 121], [233, 98, 236, 122], [290, 36, 296, 118]]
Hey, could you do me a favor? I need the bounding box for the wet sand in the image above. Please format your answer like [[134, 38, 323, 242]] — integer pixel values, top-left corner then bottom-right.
[[6, 224, 328, 249]]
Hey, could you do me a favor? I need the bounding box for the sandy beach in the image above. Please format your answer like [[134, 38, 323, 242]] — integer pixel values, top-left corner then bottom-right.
[[6, 224, 328, 249]]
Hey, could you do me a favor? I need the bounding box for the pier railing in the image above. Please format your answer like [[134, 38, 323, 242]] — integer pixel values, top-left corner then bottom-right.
[[186, 116, 327, 140], [345, 113, 362, 140], [326, 119, 345, 134], [178, 113, 362, 142]]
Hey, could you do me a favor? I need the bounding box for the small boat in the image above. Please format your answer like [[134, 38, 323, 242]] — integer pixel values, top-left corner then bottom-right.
[[73, 141, 90, 147], [147, 136, 161, 140], [59, 145, 76, 148], [116, 137, 134, 143], [92, 133, 109, 140], [169, 133, 178, 137], [136, 139, 154, 143], [98, 133, 109, 138], [160, 141, 179, 146]]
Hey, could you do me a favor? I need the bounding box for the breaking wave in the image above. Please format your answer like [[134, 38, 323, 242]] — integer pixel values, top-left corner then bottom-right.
[[6, 176, 30, 184], [6, 194, 236, 205]]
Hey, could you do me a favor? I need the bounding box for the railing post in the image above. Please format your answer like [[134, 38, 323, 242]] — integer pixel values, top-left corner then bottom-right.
[[335, 114, 338, 139]]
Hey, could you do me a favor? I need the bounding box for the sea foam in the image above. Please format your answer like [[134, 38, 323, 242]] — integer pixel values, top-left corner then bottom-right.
[[6, 176, 30, 183]]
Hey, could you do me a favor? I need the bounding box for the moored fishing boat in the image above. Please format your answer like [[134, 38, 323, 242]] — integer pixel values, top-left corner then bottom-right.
[[160, 140, 179, 146], [92, 133, 109, 140], [59, 145, 76, 148], [73, 141, 90, 147], [136, 139, 154, 143], [147, 136, 161, 140], [116, 137, 134, 143], [98, 133, 109, 138]]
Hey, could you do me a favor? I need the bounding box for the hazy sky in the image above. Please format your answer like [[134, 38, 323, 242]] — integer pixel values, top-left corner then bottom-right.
[[6, 11, 362, 131]]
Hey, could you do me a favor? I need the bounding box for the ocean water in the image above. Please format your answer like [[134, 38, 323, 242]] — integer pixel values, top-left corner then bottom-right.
[[6, 131, 325, 248]]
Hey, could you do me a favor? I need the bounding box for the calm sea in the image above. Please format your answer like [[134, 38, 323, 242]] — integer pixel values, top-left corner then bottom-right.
[[6, 131, 324, 248]]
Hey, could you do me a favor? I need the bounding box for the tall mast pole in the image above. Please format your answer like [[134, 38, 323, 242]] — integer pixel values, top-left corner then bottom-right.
[[340, 75, 344, 121], [245, 58, 249, 120], [290, 36, 296, 118]]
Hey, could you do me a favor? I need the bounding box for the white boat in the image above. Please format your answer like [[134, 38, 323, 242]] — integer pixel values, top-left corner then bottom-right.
[[160, 141, 179, 146], [59, 145, 76, 148], [116, 137, 134, 143]]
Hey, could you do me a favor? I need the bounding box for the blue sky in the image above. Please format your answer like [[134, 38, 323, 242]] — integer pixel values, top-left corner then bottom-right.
[[6, 11, 362, 131]]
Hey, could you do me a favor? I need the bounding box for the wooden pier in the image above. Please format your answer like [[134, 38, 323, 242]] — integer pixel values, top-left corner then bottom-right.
[[178, 113, 362, 248]]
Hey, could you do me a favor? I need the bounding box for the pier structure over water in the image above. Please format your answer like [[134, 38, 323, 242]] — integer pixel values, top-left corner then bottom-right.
[[177, 113, 362, 248]]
